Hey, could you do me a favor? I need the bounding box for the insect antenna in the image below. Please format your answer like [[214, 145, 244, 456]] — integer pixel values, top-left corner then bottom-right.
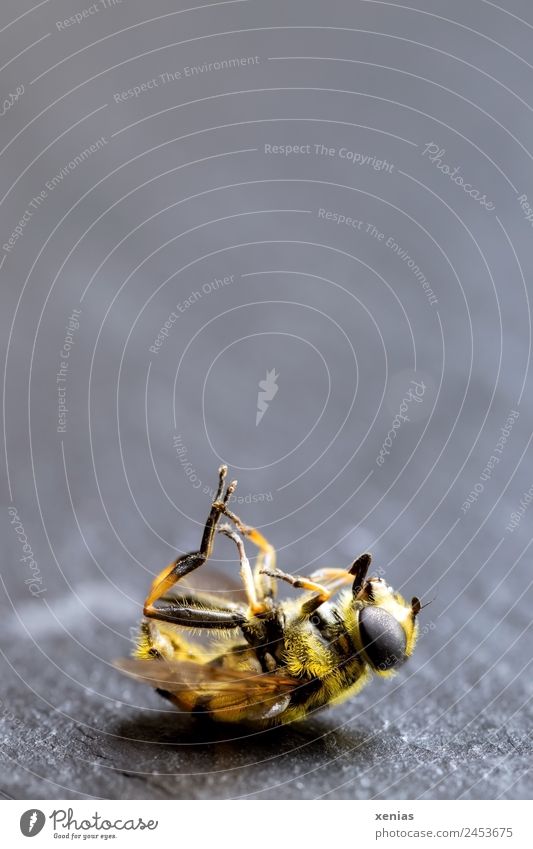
[[412, 594, 437, 616]]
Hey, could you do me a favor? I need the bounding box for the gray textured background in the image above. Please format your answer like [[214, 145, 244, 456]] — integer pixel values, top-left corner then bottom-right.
[[1, 0, 532, 800]]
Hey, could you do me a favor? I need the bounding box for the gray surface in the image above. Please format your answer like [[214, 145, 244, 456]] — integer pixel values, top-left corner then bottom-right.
[[1, 0, 532, 800]]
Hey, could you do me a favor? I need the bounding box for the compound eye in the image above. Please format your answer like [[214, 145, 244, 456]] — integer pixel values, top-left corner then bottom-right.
[[359, 606, 407, 670]]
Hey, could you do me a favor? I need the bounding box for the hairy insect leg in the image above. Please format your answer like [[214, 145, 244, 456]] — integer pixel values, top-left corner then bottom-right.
[[218, 524, 267, 615], [217, 504, 277, 601], [143, 597, 246, 630], [144, 465, 237, 616], [136, 618, 209, 663]]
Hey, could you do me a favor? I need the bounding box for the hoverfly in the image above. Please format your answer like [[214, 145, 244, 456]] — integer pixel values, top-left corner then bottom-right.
[[116, 466, 421, 726]]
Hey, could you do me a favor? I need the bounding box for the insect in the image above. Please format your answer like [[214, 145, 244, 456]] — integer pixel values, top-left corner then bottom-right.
[[116, 466, 421, 726]]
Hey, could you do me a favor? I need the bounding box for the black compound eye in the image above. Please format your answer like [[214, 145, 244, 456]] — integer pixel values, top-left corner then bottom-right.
[[359, 606, 407, 670]]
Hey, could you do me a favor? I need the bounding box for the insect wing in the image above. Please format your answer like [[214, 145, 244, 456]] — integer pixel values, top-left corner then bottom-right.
[[114, 657, 297, 720]]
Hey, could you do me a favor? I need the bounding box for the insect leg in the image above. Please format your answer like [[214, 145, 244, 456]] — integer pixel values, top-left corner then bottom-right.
[[308, 553, 372, 596], [217, 505, 277, 601], [218, 524, 267, 615], [307, 567, 353, 592], [349, 552, 372, 595], [144, 465, 236, 615], [142, 598, 246, 630], [137, 618, 209, 664], [253, 552, 371, 615], [260, 567, 331, 614]]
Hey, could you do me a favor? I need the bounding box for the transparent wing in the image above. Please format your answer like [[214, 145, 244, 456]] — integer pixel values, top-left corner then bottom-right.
[[114, 657, 298, 720]]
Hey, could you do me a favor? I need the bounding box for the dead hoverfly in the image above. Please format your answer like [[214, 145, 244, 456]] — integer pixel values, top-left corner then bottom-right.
[[116, 466, 420, 726]]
